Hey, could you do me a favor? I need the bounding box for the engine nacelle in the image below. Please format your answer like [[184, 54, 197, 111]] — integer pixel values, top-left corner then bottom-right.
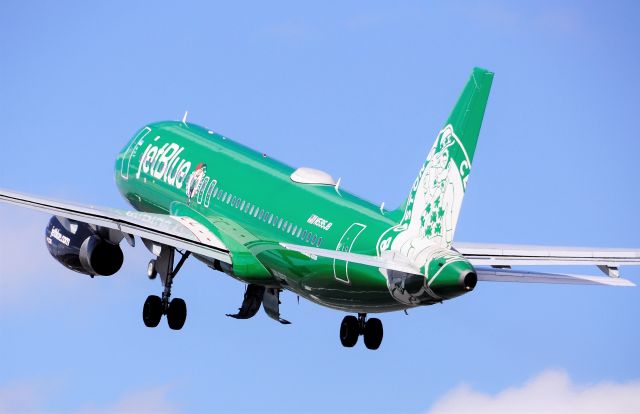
[[45, 216, 124, 276]]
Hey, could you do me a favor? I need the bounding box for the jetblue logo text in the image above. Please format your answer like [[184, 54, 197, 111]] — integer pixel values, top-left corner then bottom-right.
[[136, 138, 192, 190]]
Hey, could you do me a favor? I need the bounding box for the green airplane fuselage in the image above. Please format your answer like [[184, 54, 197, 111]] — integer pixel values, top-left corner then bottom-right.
[[5, 67, 638, 346], [114, 121, 471, 313]]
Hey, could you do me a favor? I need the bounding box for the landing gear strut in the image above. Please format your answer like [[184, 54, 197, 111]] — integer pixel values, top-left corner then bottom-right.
[[340, 313, 383, 350], [142, 245, 190, 330]]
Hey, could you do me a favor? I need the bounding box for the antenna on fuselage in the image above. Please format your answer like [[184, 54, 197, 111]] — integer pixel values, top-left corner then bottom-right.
[[334, 177, 342, 195], [181, 110, 189, 124], [380, 202, 385, 215]]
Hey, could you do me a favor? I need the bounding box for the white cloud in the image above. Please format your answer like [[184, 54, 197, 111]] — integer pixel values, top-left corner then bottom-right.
[[0, 205, 64, 311], [0, 206, 51, 275], [0, 205, 146, 313], [0, 380, 45, 414], [0, 205, 102, 314], [76, 385, 179, 414], [0, 381, 179, 414], [427, 369, 640, 414]]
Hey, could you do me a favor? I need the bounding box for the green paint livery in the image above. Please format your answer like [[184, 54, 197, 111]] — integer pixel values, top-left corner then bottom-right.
[[3, 67, 637, 349], [115, 69, 491, 312]]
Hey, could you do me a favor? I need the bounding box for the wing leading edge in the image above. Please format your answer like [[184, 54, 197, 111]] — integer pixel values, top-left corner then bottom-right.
[[0, 189, 232, 264]]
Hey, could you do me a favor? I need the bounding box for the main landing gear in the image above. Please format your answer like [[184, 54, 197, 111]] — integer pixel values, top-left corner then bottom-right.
[[142, 245, 190, 330], [340, 313, 383, 350]]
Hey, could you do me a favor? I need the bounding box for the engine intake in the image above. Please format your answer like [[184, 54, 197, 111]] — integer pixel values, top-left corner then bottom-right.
[[45, 216, 124, 276]]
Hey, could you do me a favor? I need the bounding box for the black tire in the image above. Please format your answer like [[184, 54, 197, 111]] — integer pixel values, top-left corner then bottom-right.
[[147, 260, 157, 280], [363, 318, 383, 350], [142, 295, 162, 328], [167, 298, 187, 330], [339, 315, 359, 347]]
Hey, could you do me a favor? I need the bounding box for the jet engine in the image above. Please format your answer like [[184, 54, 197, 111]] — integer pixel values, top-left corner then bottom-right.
[[45, 216, 124, 276]]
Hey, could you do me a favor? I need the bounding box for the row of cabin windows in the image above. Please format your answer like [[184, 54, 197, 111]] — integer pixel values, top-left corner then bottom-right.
[[193, 178, 323, 247]]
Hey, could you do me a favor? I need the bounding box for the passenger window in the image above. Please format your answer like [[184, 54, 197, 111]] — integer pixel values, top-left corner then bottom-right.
[[240, 200, 246, 210], [229, 196, 235, 205], [197, 177, 210, 204], [198, 177, 208, 194], [268, 214, 274, 224], [258, 209, 264, 219], [292, 225, 297, 235], [317, 237, 323, 247], [277, 218, 283, 229], [222, 191, 227, 202], [287, 223, 292, 233], [250, 205, 255, 215], [217, 189, 223, 200], [204, 180, 217, 207], [310, 234, 316, 244], [300, 229, 306, 239]]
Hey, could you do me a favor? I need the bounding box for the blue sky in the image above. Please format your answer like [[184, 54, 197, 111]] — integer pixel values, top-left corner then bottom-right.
[[1, 1, 639, 413]]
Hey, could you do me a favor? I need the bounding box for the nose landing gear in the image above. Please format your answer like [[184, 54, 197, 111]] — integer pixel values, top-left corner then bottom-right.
[[340, 313, 383, 350], [142, 245, 190, 330]]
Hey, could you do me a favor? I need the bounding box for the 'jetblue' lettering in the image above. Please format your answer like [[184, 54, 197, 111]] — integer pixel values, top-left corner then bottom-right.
[[136, 138, 191, 190]]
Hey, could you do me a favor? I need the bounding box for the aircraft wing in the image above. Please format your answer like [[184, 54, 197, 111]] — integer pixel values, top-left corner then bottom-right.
[[0, 189, 232, 264]]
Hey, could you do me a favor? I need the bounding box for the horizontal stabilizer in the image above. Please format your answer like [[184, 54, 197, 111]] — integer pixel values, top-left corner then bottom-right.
[[455, 242, 640, 267], [477, 267, 635, 287]]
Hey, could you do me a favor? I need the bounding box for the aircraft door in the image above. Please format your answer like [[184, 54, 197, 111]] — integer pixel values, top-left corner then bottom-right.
[[333, 223, 367, 284], [120, 127, 151, 180]]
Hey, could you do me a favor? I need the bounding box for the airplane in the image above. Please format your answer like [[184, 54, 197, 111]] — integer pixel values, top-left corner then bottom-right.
[[2, 67, 639, 350]]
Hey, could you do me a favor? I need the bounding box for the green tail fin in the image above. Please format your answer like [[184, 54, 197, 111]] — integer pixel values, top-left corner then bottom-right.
[[443, 67, 494, 166], [392, 68, 493, 250]]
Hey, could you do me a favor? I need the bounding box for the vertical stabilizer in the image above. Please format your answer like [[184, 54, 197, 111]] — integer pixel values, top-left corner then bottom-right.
[[378, 68, 493, 270]]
